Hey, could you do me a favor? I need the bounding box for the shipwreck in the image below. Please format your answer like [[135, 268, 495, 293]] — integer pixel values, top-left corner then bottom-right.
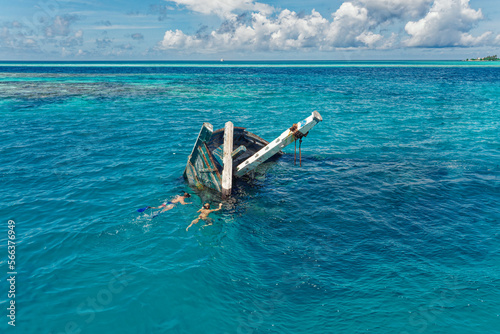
[[183, 111, 323, 197]]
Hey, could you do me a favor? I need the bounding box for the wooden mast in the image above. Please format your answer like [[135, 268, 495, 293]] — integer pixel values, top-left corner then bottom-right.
[[234, 111, 322, 178], [221, 121, 234, 197]]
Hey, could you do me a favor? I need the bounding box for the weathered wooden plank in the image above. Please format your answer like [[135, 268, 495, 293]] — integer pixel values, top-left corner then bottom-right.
[[184, 162, 199, 187], [212, 145, 224, 166], [222, 121, 234, 197], [183, 122, 213, 179], [231, 145, 246, 160], [213, 144, 247, 166], [199, 168, 218, 172], [198, 143, 222, 192], [235, 111, 323, 177]]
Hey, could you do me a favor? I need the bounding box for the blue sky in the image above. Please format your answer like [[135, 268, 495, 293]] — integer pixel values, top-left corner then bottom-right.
[[0, 0, 499, 60]]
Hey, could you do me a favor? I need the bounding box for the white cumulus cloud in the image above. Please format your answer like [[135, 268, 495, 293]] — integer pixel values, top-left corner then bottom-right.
[[251, 9, 329, 50], [325, 2, 373, 48], [167, 0, 273, 19], [404, 0, 486, 47], [355, 0, 432, 22]]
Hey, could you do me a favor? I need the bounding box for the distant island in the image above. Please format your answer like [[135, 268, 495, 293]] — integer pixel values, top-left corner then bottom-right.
[[466, 55, 499, 61]]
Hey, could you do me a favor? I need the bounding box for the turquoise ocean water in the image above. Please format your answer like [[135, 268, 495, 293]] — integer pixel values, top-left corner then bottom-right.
[[0, 61, 499, 333]]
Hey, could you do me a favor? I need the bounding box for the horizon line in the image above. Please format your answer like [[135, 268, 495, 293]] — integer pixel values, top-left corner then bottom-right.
[[0, 59, 467, 62]]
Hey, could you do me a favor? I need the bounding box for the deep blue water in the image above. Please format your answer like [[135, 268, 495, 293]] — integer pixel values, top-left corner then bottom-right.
[[0, 61, 499, 334]]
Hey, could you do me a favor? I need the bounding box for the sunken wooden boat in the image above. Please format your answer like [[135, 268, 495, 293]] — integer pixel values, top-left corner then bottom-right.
[[183, 111, 323, 197]]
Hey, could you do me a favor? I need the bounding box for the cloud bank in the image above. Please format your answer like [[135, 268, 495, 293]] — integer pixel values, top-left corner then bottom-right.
[[159, 0, 498, 52]]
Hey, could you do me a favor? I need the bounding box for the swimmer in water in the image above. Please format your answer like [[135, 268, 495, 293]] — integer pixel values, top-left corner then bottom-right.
[[186, 202, 223, 231], [150, 192, 192, 214]]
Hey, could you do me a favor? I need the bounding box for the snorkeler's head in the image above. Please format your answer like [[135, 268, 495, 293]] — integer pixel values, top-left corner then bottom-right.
[[203, 203, 210, 209], [184, 192, 191, 198]]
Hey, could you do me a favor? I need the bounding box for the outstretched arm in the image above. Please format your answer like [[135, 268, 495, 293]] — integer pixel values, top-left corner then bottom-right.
[[210, 203, 223, 213]]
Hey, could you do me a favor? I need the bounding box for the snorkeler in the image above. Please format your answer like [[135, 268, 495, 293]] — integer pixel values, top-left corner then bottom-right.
[[148, 192, 192, 214], [186, 203, 223, 231]]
